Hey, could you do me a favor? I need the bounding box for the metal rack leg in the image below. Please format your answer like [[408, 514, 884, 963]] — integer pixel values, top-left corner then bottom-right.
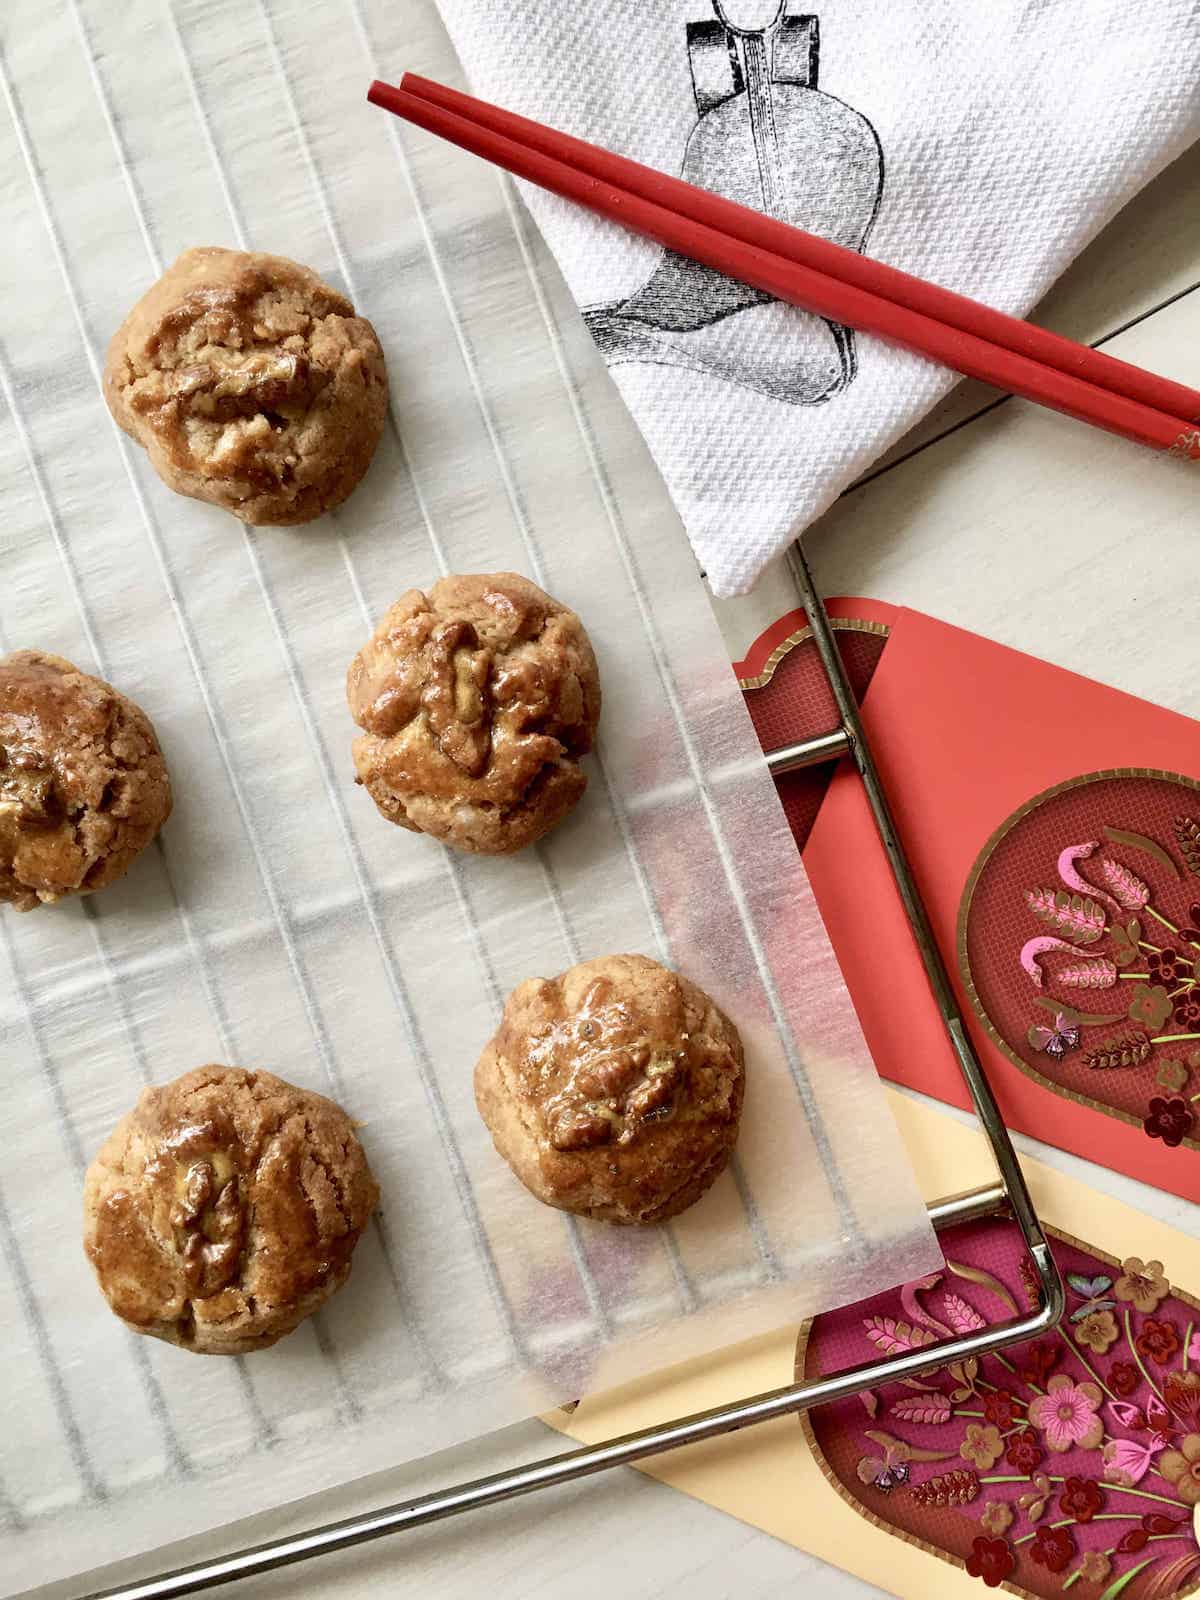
[[783, 540, 1060, 1286]]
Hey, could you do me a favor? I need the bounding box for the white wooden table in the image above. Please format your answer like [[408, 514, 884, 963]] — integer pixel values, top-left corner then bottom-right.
[[41, 128, 1199, 1600]]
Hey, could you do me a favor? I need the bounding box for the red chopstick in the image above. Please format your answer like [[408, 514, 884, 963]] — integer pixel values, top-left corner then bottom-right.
[[368, 76, 1200, 464], [393, 73, 1200, 432]]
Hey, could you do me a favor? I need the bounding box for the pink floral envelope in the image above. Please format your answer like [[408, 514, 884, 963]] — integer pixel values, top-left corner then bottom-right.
[[801, 1222, 1200, 1598]]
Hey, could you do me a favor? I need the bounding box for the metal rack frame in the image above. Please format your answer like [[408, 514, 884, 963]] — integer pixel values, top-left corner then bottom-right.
[[85, 541, 1066, 1600]]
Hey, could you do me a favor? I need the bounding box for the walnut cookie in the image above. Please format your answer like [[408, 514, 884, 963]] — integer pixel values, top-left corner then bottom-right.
[[347, 573, 601, 855], [104, 247, 388, 525], [0, 650, 171, 912], [83, 1066, 379, 1355], [475, 954, 745, 1224]]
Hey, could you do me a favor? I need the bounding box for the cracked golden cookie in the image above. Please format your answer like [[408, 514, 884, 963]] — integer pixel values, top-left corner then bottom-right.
[[347, 573, 601, 855], [83, 1066, 379, 1355], [475, 954, 744, 1224], [0, 650, 171, 912], [104, 247, 388, 525]]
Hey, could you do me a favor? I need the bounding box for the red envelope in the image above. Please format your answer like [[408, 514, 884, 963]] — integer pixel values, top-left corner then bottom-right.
[[737, 602, 1200, 1201]]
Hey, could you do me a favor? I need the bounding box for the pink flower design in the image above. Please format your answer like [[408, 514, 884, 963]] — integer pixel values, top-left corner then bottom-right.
[[1078, 1551, 1112, 1584], [1027, 1374, 1104, 1453], [960, 1423, 1005, 1471], [1189, 1328, 1200, 1367], [979, 1500, 1013, 1536], [1102, 1435, 1163, 1487], [1073, 1309, 1119, 1354], [1113, 1256, 1170, 1314], [1129, 983, 1173, 1030], [1160, 1435, 1200, 1506]]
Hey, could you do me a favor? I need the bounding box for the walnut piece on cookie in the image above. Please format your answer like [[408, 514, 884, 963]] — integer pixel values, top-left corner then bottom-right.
[[104, 247, 388, 526], [0, 650, 171, 912], [83, 1066, 379, 1355], [347, 573, 601, 855], [475, 954, 745, 1224]]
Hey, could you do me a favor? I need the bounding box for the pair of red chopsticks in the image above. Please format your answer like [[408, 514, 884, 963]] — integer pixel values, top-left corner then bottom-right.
[[369, 74, 1200, 464]]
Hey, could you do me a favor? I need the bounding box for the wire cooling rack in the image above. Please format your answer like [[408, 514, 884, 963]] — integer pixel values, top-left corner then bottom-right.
[[83, 539, 1066, 1600]]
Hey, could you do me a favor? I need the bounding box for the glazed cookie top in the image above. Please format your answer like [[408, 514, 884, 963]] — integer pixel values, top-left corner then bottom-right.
[[83, 1066, 379, 1354], [0, 650, 172, 912], [475, 953, 745, 1224], [498, 955, 743, 1155], [347, 573, 601, 854], [104, 247, 388, 525]]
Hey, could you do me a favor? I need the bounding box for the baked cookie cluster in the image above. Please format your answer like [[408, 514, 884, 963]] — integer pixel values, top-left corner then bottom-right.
[[8, 245, 751, 1358], [347, 573, 601, 854]]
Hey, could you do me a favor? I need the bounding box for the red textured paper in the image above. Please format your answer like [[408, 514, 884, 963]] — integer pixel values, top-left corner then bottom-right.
[[797, 608, 1200, 1199]]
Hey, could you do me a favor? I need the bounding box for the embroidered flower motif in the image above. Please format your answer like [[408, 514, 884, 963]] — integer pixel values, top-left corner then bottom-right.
[[1164, 1371, 1200, 1431], [1017, 1473, 1052, 1521], [1018, 1340, 1059, 1388], [978, 1500, 1013, 1536], [1057, 1476, 1103, 1522], [1156, 1057, 1190, 1092], [1144, 1096, 1194, 1147], [1005, 1429, 1045, 1473], [960, 1423, 1005, 1471], [1136, 1318, 1181, 1366], [1147, 947, 1182, 982], [830, 1238, 1200, 1584], [981, 1390, 1018, 1428], [1108, 1360, 1140, 1397], [1027, 1375, 1104, 1452], [1113, 1257, 1170, 1313], [965, 1535, 1016, 1588], [1028, 1523, 1075, 1574], [1129, 983, 1173, 1029], [1171, 993, 1200, 1029], [1078, 1551, 1112, 1584], [1074, 1309, 1120, 1354], [1160, 1433, 1200, 1505]]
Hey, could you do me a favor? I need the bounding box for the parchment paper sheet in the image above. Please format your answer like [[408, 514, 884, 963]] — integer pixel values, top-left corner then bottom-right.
[[0, 0, 936, 1588]]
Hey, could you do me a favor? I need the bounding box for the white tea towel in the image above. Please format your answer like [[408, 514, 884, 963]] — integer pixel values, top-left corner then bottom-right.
[[434, 0, 1200, 595]]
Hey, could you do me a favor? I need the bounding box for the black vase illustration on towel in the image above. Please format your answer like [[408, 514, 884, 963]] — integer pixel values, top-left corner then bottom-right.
[[584, 1, 883, 405]]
